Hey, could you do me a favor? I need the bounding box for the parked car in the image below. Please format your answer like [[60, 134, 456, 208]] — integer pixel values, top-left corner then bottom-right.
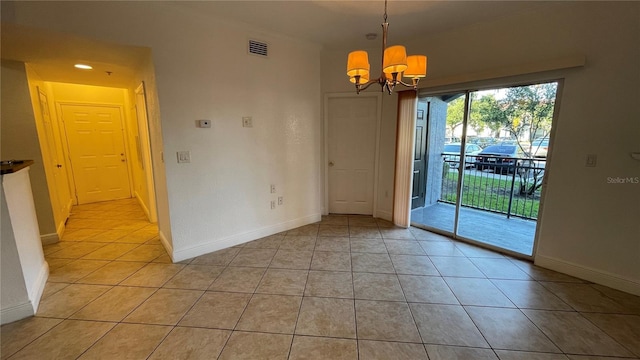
[[475, 144, 526, 174], [468, 137, 497, 148], [443, 143, 483, 168], [531, 138, 549, 158]]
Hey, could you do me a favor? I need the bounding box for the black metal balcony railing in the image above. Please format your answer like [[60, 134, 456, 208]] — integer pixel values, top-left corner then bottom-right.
[[440, 154, 546, 220]]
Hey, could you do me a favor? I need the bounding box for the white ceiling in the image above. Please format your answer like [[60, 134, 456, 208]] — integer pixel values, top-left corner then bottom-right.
[[174, 1, 544, 49], [1, 1, 545, 88], [1, 22, 149, 88]]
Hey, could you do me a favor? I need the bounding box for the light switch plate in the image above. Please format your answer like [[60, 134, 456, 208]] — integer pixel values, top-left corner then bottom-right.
[[177, 151, 191, 163], [242, 116, 253, 128]]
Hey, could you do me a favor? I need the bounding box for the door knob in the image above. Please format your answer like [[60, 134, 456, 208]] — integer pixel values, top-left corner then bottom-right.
[[329, 161, 334, 167], [56, 164, 62, 168]]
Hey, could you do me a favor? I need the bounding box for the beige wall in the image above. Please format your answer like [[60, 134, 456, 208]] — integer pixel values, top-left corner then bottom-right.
[[0, 60, 56, 237], [322, 2, 640, 294]]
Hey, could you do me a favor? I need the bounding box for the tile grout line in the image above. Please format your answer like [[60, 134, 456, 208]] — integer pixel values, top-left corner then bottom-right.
[[38, 201, 166, 359]]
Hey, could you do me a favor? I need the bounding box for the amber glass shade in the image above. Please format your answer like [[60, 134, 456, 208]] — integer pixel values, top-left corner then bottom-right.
[[383, 45, 408, 74], [404, 55, 427, 78], [347, 50, 370, 77]]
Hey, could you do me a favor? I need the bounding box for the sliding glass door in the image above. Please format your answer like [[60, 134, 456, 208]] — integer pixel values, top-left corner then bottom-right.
[[410, 82, 558, 256], [410, 92, 467, 234]]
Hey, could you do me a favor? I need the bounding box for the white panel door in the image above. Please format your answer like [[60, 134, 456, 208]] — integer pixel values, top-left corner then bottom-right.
[[328, 96, 378, 214], [61, 104, 131, 204]]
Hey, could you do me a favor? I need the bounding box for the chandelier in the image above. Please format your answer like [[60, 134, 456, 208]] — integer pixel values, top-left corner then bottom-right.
[[346, 0, 427, 94]]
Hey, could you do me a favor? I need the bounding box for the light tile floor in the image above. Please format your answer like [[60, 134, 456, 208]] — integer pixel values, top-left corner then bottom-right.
[[2, 199, 640, 359]]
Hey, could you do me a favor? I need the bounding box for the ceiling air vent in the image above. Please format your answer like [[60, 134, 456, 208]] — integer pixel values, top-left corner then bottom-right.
[[248, 39, 268, 57]]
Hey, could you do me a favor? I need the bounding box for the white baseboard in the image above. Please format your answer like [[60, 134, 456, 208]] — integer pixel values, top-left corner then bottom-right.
[[134, 191, 152, 222], [40, 233, 59, 245], [375, 210, 393, 222], [535, 255, 640, 296], [171, 213, 322, 262], [158, 230, 174, 262], [30, 262, 49, 314], [2, 262, 51, 324], [1, 301, 35, 325]]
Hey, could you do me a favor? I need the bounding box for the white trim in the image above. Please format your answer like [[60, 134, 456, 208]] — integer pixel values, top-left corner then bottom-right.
[[375, 210, 393, 222], [40, 233, 59, 245], [0, 262, 48, 325], [158, 230, 174, 262], [323, 92, 382, 216], [30, 262, 49, 314], [1, 302, 35, 325], [134, 82, 158, 223], [536, 255, 640, 296], [135, 190, 153, 223], [171, 213, 321, 262]]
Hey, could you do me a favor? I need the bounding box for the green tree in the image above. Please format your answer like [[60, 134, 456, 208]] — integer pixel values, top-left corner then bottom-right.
[[469, 94, 507, 137], [502, 83, 557, 196], [503, 83, 557, 154], [446, 97, 465, 137]]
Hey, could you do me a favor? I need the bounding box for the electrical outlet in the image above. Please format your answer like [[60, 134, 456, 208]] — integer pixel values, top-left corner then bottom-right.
[[270, 184, 276, 193], [270, 200, 276, 209], [177, 151, 191, 163], [586, 154, 597, 167], [242, 116, 253, 128], [278, 196, 283, 205]]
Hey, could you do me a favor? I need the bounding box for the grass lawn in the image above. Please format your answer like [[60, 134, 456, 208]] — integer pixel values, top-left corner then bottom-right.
[[440, 171, 540, 219]]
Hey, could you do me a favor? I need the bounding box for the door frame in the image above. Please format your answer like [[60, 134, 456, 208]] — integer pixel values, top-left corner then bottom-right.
[[35, 87, 73, 238], [323, 92, 383, 216], [57, 101, 134, 204], [404, 78, 564, 260], [134, 82, 158, 222]]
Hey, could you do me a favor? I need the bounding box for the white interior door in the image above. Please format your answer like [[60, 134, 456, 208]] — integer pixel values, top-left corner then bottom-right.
[[328, 96, 378, 214], [61, 104, 131, 204]]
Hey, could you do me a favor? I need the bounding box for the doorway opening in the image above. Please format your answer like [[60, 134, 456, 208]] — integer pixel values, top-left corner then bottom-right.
[[410, 82, 559, 256], [29, 79, 161, 244]]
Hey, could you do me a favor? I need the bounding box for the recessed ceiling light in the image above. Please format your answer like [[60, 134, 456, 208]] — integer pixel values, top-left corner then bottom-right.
[[74, 64, 93, 70]]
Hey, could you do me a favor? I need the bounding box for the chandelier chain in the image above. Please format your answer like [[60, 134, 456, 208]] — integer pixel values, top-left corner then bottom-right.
[[383, 0, 388, 22]]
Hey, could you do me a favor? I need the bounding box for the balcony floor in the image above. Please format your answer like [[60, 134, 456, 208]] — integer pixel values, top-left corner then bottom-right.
[[411, 202, 536, 255]]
